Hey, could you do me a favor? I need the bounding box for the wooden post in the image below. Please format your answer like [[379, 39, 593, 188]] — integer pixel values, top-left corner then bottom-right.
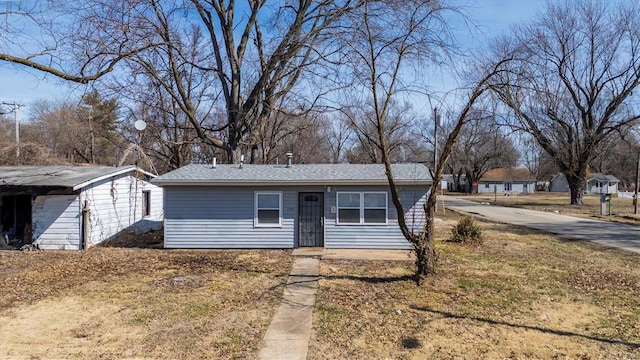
[[82, 200, 90, 250]]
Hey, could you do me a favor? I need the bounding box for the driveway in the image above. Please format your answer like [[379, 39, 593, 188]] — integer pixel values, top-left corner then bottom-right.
[[443, 195, 640, 255]]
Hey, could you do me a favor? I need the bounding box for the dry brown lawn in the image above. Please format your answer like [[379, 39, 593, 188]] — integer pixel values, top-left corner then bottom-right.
[[1, 217, 639, 359], [466, 192, 640, 225], [0, 244, 293, 359], [308, 214, 640, 359]]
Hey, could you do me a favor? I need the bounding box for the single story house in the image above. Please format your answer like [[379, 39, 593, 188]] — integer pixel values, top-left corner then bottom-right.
[[152, 161, 431, 249], [0, 165, 163, 250], [549, 173, 619, 194], [477, 168, 536, 194]]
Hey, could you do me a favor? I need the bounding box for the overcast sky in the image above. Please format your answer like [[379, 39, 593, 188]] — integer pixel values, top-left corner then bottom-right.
[[0, 0, 548, 121]]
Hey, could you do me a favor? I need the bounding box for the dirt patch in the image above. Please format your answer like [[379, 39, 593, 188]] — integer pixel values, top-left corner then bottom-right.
[[99, 228, 164, 248]]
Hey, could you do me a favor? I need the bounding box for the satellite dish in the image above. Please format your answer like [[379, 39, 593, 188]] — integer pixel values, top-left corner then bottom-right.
[[134, 120, 147, 131]]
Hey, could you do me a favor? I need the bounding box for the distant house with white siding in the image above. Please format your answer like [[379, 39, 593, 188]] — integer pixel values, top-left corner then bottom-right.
[[0, 166, 163, 250], [152, 159, 430, 249], [477, 168, 536, 194], [549, 173, 619, 194]]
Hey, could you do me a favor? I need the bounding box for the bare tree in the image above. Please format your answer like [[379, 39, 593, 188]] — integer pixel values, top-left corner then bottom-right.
[[343, 101, 426, 164], [339, 0, 510, 280], [590, 130, 640, 189], [23, 96, 124, 165], [519, 135, 558, 188], [487, 1, 640, 204], [0, 1, 360, 164], [256, 110, 334, 164], [450, 111, 519, 192]]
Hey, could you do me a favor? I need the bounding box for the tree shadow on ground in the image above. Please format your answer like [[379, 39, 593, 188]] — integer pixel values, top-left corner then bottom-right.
[[320, 273, 415, 283], [410, 305, 640, 349]]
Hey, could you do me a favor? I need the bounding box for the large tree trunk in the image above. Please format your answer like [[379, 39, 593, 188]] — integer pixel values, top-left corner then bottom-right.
[[566, 173, 585, 205], [415, 191, 437, 280]]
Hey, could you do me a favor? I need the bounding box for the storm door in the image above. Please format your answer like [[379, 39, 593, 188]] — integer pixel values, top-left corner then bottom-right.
[[298, 192, 324, 247]]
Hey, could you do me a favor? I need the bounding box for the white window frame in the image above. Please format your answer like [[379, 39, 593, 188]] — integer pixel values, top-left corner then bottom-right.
[[254, 192, 283, 227], [336, 191, 388, 225]]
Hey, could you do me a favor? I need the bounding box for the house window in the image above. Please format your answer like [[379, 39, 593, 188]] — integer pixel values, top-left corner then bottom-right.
[[255, 192, 282, 227], [485, 183, 489, 189], [336, 192, 387, 225], [504, 182, 512, 191], [142, 190, 151, 217]]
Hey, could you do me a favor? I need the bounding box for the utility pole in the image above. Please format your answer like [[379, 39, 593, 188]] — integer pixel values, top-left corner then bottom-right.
[[433, 107, 443, 212], [635, 153, 639, 215], [1, 101, 23, 161], [433, 107, 439, 173]]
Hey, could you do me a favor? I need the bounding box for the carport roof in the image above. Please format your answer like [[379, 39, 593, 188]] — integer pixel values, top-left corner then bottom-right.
[[0, 165, 154, 191], [153, 163, 431, 186]]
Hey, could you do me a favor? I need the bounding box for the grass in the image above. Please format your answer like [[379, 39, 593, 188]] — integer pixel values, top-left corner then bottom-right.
[[1, 218, 639, 359], [464, 192, 640, 225], [0, 247, 293, 359], [308, 214, 640, 359]]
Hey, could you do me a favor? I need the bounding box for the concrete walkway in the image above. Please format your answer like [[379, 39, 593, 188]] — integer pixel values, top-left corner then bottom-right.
[[444, 195, 640, 254], [258, 257, 319, 360]]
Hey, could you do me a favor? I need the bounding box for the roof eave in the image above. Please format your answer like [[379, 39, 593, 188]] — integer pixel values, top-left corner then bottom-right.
[[152, 179, 430, 187], [72, 166, 154, 191]]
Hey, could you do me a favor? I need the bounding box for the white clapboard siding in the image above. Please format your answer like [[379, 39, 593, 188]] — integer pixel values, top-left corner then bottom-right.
[[82, 174, 163, 246], [32, 195, 81, 250]]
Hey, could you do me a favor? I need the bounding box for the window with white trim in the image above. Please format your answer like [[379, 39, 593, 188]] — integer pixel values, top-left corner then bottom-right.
[[504, 182, 512, 191], [255, 192, 282, 227], [336, 192, 387, 224]]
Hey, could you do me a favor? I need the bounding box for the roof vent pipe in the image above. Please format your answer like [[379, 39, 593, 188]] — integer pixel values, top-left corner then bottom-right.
[[285, 152, 293, 168], [240, 155, 244, 169], [213, 157, 217, 168]]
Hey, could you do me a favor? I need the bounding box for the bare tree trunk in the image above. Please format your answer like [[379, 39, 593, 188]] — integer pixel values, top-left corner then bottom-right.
[[566, 173, 585, 205], [416, 194, 437, 277]]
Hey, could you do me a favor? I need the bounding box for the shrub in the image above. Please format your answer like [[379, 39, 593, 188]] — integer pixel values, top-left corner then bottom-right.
[[449, 215, 483, 244]]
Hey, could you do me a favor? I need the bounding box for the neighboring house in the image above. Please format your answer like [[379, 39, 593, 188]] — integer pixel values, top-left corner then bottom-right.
[[443, 173, 468, 192], [549, 173, 619, 194], [152, 160, 431, 249], [477, 168, 536, 194], [0, 166, 163, 250]]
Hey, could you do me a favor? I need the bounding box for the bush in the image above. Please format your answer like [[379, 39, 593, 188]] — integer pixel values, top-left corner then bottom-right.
[[449, 215, 483, 244]]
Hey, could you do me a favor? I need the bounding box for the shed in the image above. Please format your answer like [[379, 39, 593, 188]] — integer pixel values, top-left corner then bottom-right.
[[152, 162, 431, 249], [0, 166, 163, 250], [477, 168, 536, 194]]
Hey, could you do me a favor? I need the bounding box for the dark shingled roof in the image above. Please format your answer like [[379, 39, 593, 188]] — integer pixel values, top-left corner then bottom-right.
[[153, 163, 431, 186]]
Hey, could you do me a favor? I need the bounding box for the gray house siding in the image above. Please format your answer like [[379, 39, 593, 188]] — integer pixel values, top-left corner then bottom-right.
[[324, 185, 424, 249], [32, 195, 81, 250], [549, 175, 569, 192], [163, 184, 425, 249], [164, 186, 302, 249]]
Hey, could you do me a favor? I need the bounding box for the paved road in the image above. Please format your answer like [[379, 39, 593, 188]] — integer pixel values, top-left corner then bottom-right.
[[443, 195, 640, 255]]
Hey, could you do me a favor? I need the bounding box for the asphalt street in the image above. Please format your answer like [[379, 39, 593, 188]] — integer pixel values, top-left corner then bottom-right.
[[443, 195, 640, 255]]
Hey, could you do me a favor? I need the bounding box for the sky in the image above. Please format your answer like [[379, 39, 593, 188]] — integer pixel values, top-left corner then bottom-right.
[[0, 0, 548, 122]]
